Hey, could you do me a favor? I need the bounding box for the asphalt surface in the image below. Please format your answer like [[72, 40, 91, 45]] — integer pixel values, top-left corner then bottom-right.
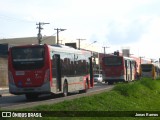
[[0, 82, 114, 110]]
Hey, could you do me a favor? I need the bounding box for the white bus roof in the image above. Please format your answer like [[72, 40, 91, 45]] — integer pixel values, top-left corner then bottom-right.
[[48, 44, 91, 55]]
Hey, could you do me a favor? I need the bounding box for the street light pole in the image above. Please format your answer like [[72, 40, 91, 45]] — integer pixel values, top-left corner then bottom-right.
[[86, 41, 97, 48]]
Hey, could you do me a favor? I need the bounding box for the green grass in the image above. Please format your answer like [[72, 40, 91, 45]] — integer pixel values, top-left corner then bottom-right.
[[2, 78, 160, 120]]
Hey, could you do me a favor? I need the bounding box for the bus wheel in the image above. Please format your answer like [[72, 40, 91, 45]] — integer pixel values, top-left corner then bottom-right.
[[108, 82, 113, 85], [63, 81, 68, 97], [25, 94, 38, 100]]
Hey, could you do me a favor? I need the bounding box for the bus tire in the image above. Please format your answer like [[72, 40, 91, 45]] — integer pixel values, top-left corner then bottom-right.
[[108, 81, 113, 85], [63, 81, 68, 97]]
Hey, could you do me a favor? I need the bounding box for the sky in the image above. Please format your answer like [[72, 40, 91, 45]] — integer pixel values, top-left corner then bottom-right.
[[0, 0, 160, 61]]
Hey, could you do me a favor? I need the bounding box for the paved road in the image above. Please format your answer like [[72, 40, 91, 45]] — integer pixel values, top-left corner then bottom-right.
[[0, 82, 114, 110]]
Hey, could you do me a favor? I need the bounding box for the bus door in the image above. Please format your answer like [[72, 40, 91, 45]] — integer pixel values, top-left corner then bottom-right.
[[54, 54, 62, 91], [125, 60, 128, 81], [129, 61, 132, 81], [89, 57, 93, 87]]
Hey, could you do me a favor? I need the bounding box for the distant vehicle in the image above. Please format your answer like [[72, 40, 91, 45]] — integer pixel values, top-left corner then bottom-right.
[[139, 63, 160, 80], [101, 54, 137, 85], [94, 74, 103, 83], [8, 44, 94, 100]]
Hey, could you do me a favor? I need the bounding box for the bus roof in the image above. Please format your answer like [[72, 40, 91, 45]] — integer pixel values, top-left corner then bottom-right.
[[140, 63, 158, 67], [123, 56, 135, 61], [103, 55, 136, 61], [48, 44, 91, 55], [10, 44, 92, 56]]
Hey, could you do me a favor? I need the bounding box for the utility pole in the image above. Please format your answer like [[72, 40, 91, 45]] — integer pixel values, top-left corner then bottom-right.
[[102, 46, 109, 56], [54, 28, 66, 45], [77, 39, 86, 50], [36, 22, 50, 44]]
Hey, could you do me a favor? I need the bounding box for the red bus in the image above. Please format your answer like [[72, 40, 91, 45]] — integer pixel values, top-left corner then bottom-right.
[[8, 44, 93, 100], [101, 54, 137, 84]]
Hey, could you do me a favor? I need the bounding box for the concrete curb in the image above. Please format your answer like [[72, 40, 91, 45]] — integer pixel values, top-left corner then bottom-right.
[[0, 87, 9, 90], [0, 87, 9, 96]]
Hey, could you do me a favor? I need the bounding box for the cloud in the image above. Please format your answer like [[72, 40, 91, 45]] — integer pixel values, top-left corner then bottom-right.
[[107, 17, 150, 45], [0, 0, 160, 59], [110, 15, 160, 60]]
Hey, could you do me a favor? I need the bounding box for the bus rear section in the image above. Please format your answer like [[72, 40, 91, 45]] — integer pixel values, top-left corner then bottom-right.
[[102, 55, 136, 84], [139, 64, 159, 79], [102, 56, 124, 84], [8, 45, 51, 99]]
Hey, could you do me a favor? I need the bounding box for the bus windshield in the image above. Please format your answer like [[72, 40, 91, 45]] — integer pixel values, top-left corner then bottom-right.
[[104, 56, 122, 66], [141, 64, 152, 72], [11, 46, 45, 70]]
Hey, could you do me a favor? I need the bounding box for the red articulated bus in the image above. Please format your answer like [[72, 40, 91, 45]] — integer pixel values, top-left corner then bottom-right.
[[8, 44, 93, 100], [101, 54, 137, 85]]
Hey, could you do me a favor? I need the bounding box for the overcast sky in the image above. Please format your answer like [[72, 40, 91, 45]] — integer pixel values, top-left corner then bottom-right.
[[0, 0, 160, 60]]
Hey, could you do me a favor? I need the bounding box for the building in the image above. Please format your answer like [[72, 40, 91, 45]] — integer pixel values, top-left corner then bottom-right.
[[0, 36, 56, 45]]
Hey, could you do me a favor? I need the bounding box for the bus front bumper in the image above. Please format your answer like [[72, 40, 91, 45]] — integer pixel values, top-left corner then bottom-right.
[[9, 82, 51, 95], [103, 76, 125, 83]]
